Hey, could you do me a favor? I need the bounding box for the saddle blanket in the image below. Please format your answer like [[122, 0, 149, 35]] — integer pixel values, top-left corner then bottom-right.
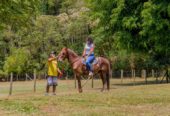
[[82, 58, 98, 65]]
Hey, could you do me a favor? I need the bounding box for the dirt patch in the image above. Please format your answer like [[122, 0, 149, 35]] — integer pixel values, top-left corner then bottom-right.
[[0, 108, 14, 116], [40, 105, 60, 116], [119, 104, 170, 116]]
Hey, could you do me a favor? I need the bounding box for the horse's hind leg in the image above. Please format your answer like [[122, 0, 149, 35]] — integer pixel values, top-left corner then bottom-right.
[[106, 72, 110, 91], [100, 72, 106, 92]]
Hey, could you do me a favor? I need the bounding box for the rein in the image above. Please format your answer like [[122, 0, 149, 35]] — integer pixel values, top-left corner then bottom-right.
[[81, 75, 93, 88]]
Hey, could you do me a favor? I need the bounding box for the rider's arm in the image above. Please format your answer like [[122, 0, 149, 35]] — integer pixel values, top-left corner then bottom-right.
[[82, 48, 86, 57], [87, 44, 95, 57]]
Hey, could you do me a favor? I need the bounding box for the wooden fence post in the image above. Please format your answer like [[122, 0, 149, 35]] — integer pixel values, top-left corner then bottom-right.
[[152, 69, 156, 83], [141, 70, 143, 78], [25, 73, 27, 81], [5, 74, 8, 82], [121, 69, 123, 84], [144, 70, 147, 84], [9, 72, 13, 96], [91, 76, 94, 88], [152, 69, 154, 78], [132, 69, 136, 85], [16, 74, 19, 81], [155, 70, 158, 83], [33, 70, 36, 92]]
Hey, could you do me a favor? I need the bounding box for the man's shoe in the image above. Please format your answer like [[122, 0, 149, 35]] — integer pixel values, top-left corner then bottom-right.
[[52, 93, 56, 96], [44, 93, 49, 96]]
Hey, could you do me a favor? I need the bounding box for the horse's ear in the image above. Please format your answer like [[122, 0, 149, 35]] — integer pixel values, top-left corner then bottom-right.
[[63, 47, 68, 52], [63, 47, 67, 50]]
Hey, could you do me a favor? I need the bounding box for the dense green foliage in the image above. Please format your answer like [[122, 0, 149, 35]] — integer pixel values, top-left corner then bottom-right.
[[87, 0, 170, 69], [0, 0, 169, 77], [0, 0, 89, 77], [0, 0, 40, 29]]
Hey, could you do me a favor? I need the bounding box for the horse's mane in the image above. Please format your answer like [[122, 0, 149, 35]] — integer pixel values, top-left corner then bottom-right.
[[67, 48, 79, 57]]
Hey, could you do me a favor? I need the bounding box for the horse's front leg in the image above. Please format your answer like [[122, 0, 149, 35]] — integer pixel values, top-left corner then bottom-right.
[[76, 74, 83, 93]]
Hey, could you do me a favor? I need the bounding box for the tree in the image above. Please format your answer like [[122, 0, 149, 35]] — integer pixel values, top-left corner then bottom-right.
[[3, 48, 30, 74], [87, 0, 170, 69], [0, 0, 41, 30], [41, 0, 62, 15]]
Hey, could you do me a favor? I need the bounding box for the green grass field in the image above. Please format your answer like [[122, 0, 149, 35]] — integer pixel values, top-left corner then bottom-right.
[[0, 78, 170, 116]]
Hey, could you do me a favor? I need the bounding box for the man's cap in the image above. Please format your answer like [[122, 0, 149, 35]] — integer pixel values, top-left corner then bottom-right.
[[50, 51, 56, 55]]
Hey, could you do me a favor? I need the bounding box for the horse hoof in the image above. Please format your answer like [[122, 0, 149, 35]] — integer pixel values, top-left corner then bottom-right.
[[101, 89, 104, 92], [79, 89, 83, 93]]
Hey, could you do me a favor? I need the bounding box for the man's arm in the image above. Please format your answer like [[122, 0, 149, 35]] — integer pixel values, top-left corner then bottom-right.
[[48, 57, 56, 62], [57, 68, 62, 75]]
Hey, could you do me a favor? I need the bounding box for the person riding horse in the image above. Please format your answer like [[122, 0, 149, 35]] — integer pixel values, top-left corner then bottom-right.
[[82, 37, 95, 76], [57, 40, 111, 93]]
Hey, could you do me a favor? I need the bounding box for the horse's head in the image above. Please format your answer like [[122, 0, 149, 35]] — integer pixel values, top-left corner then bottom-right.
[[57, 47, 69, 61]]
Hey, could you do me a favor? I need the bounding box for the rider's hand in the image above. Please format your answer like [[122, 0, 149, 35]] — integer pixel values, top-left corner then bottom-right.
[[84, 56, 87, 61]]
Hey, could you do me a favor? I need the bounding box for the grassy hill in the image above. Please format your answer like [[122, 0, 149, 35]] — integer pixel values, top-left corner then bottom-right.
[[0, 78, 170, 116]]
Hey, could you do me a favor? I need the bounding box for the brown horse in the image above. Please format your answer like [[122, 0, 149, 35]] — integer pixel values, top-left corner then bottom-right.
[[57, 48, 111, 93]]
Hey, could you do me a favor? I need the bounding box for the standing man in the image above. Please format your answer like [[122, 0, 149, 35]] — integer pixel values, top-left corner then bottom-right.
[[45, 51, 62, 96]]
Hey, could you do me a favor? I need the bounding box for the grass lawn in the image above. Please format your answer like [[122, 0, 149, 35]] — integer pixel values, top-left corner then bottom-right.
[[0, 77, 170, 116]]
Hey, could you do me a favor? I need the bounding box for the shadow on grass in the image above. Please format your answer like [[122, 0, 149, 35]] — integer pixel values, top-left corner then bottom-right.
[[112, 80, 169, 86], [93, 87, 117, 90]]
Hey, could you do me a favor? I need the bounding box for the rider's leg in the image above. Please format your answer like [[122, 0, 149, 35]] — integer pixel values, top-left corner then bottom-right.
[[86, 61, 91, 71], [86, 55, 95, 74]]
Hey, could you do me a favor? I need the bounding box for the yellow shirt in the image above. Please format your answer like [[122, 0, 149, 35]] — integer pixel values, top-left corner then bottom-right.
[[48, 60, 58, 76]]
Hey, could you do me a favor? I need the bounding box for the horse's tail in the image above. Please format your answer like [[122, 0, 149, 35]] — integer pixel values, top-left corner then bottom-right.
[[106, 58, 112, 90], [108, 58, 112, 77]]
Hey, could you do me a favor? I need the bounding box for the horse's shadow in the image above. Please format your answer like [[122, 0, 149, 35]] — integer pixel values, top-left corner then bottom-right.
[[112, 79, 168, 87], [86, 87, 117, 91]]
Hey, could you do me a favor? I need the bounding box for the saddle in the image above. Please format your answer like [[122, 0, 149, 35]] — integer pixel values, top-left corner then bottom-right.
[[82, 57, 98, 65], [82, 58, 100, 73]]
